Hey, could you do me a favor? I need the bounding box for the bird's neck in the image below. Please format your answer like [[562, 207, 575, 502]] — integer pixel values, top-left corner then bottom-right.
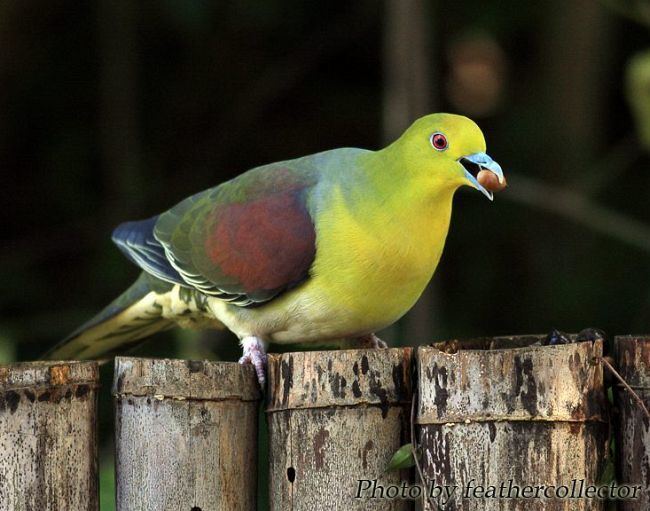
[[349, 149, 458, 268], [358, 147, 457, 224]]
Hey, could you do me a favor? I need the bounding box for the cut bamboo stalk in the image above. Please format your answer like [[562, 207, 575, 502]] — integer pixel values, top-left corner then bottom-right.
[[113, 357, 261, 511], [267, 348, 413, 511], [0, 360, 99, 510], [417, 336, 607, 511], [615, 336, 650, 511]]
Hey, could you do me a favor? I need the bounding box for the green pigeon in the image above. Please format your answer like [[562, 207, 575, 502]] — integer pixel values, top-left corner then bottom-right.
[[46, 113, 505, 385]]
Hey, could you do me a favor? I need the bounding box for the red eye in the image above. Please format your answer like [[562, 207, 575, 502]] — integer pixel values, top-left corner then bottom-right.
[[430, 132, 448, 151]]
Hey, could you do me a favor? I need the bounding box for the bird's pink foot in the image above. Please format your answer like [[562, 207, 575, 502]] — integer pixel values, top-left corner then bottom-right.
[[238, 336, 268, 386], [356, 333, 388, 349]]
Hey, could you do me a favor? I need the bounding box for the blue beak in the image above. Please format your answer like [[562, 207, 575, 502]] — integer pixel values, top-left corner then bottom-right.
[[459, 152, 504, 201]]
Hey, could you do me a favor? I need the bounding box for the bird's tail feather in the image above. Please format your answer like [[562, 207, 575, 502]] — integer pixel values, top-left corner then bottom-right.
[[43, 272, 175, 360]]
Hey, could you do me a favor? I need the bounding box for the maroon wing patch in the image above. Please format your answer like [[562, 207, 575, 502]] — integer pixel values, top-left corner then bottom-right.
[[205, 188, 316, 297]]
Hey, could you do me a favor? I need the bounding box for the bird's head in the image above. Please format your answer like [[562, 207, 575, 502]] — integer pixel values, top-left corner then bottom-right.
[[390, 113, 505, 200]]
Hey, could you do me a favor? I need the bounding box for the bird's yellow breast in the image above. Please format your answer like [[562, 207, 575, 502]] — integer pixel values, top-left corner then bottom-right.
[[301, 183, 455, 337]]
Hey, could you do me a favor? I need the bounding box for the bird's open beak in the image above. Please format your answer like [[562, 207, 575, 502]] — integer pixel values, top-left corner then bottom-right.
[[458, 152, 505, 201]]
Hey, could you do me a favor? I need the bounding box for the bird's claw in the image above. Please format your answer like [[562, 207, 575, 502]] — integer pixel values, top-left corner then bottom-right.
[[357, 333, 388, 349], [238, 336, 268, 387]]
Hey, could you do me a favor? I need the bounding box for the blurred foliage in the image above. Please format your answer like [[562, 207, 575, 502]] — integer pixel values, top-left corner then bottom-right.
[[626, 50, 650, 150], [601, 0, 650, 27], [2, 0, 650, 509]]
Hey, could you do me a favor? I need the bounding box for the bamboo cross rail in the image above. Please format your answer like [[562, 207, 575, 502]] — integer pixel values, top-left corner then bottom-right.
[[2, 335, 649, 510]]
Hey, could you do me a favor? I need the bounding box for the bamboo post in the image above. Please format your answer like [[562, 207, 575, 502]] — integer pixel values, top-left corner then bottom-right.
[[113, 357, 261, 511], [0, 360, 99, 510], [417, 337, 607, 511], [267, 348, 413, 511], [615, 336, 650, 510]]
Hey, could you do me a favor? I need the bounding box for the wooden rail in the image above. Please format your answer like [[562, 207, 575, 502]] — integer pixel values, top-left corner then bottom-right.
[[0, 336, 649, 510], [0, 361, 99, 510], [417, 336, 607, 511], [113, 357, 260, 510], [615, 336, 650, 511], [266, 348, 412, 510]]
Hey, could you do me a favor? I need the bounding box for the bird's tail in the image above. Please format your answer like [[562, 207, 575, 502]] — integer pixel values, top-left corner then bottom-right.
[[43, 272, 175, 361]]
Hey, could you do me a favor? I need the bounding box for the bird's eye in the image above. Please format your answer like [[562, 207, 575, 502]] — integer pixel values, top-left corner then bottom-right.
[[430, 132, 448, 151]]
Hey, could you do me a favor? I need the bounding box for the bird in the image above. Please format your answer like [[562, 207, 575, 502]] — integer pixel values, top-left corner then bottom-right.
[[45, 113, 505, 385]]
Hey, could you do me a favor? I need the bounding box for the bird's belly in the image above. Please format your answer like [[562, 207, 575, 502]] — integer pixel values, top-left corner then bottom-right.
[[274, 274, 429, 343], [207, 255, 435, 344]]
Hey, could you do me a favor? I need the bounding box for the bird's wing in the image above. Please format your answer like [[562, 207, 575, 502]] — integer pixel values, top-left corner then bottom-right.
[[154, 162, 318, 307], [112, 215, 186, 286]]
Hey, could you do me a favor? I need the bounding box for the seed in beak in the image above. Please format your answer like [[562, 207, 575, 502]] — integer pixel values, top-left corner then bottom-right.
[[477, 169, 507, 192]]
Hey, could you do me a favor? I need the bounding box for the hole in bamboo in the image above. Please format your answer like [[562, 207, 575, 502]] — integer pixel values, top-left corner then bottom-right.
[[191, 507, 202, 511], [287, 466, 296, 483]]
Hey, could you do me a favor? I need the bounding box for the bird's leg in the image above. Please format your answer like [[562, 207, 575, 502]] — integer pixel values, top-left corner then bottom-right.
[[356, 333, 388, 349], [238, 336, 268, 386]]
